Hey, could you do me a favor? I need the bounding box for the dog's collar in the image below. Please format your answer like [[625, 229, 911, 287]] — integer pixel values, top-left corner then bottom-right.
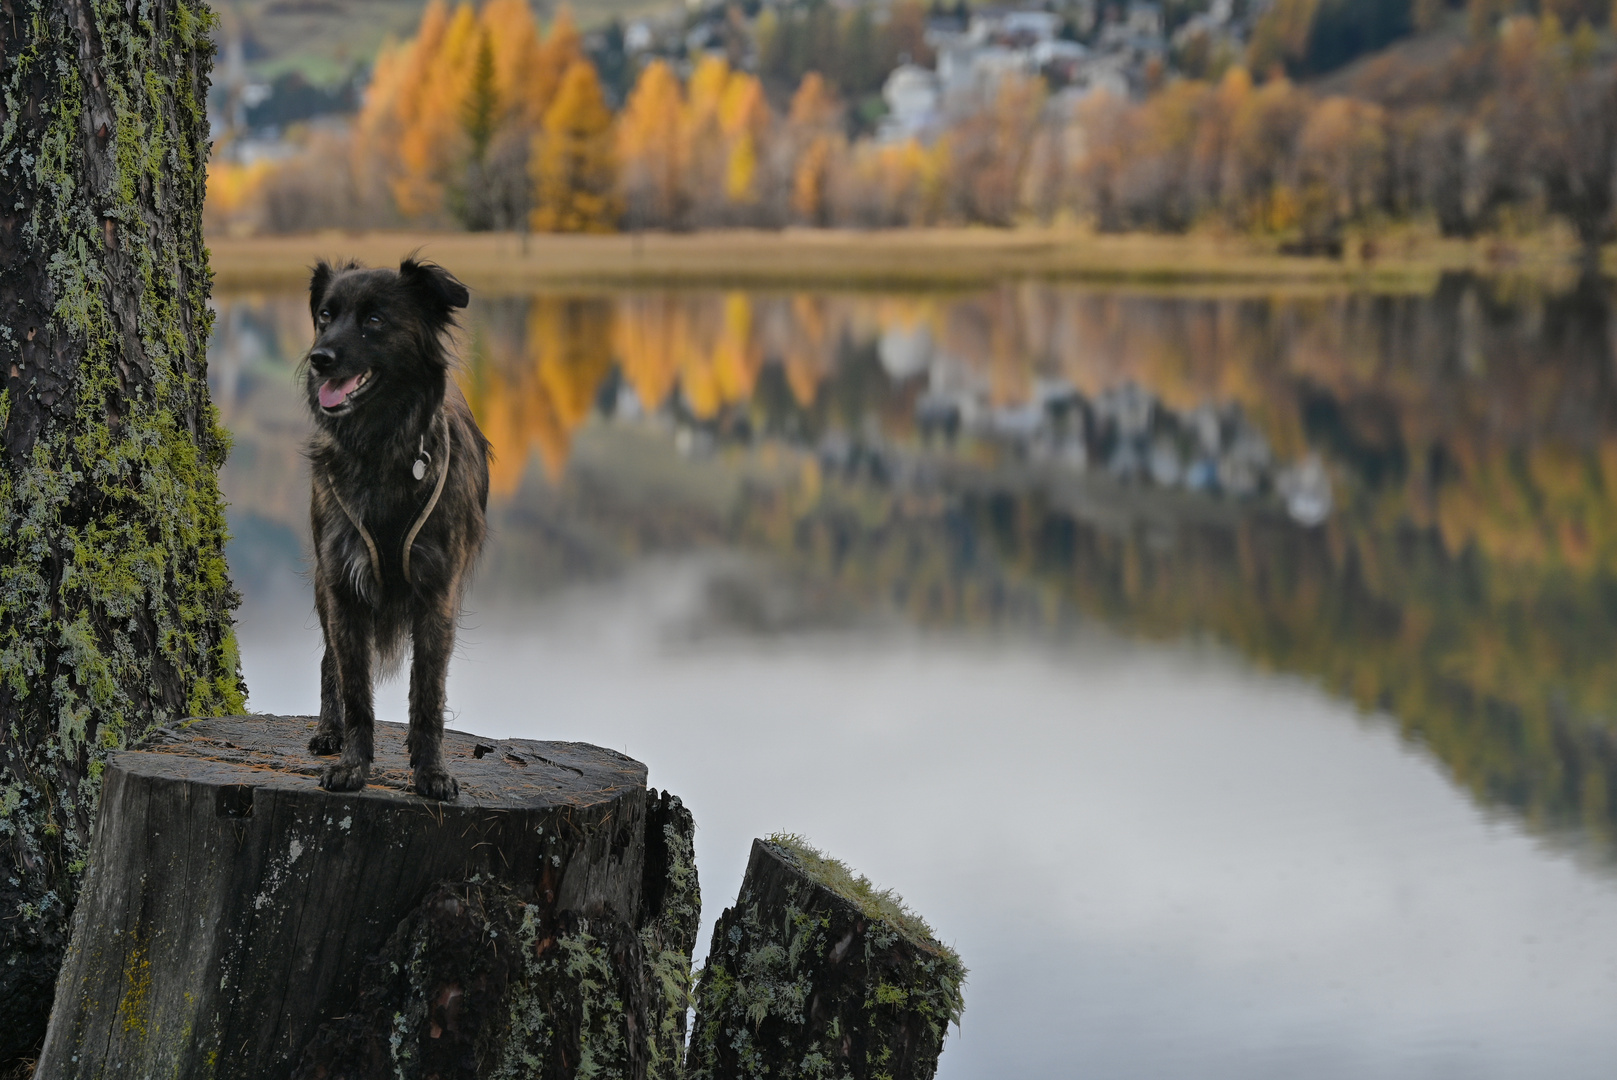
[[401, 410, 452, 585], [330, 408, 452, 589]]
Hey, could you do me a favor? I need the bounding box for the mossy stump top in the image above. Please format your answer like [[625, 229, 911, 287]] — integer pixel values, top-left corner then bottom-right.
[[688, 836, 965, 1080], [35, 715, 660, 1080]]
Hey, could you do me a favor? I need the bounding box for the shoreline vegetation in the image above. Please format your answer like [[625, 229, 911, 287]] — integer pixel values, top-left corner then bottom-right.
[[208, 226, 1602, 295]]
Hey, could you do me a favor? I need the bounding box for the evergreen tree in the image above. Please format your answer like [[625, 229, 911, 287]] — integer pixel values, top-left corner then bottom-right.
[[463, 30, 498, 164]]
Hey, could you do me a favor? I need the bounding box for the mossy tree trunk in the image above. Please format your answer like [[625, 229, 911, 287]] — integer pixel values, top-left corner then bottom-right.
[[0, 0, 242, 1063]]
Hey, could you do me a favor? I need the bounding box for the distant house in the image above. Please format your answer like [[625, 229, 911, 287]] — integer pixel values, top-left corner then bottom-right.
[[624, 21, 653, 54], [878, 64, 941, 143], [1098, 0, 1166, 52], [914, 0, 1180, 112], [1032, 38, 1088, 84], [997, 10, 1063, 45], [1068, 52, 1133, 101], [1131, 2, 1164, 36], [935, 39, 1035, 105], [1172, 0, 1239, 48]]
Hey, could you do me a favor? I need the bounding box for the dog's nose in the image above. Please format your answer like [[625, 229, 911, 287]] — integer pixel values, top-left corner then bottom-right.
[[308, 347, 337, 374]]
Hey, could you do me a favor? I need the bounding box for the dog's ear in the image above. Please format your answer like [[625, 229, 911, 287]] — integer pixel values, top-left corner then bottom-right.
[[399, 258, 470, 320], [309, 260, 334, 324]]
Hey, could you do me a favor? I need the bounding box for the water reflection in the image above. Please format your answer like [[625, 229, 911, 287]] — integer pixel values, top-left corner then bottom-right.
[[215, 275, 1617, 854], [211, 275, 1617, 1077]]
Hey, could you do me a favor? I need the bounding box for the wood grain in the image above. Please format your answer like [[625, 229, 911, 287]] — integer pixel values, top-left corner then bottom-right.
[[36, 715, 654, 1079]]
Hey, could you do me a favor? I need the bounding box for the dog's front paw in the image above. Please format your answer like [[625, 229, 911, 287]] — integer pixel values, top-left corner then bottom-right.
[[308, 728, 343, 756], [320, 759, 370, 792], [413, 764, 459, 801]]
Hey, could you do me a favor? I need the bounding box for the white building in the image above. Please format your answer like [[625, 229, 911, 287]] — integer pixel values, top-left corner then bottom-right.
[[878, 64, 941, 142]]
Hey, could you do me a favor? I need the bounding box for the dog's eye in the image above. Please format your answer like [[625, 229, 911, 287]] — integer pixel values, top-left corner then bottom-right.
[[318, 308, 331, 324], [366, 314, 383, 326]]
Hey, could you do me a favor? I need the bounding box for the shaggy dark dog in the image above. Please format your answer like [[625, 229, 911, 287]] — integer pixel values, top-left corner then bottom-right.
[[302, 257, 490, 800]]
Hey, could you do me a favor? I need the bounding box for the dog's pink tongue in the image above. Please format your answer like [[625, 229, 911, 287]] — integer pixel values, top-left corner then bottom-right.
[[319, 374, 363, 409]]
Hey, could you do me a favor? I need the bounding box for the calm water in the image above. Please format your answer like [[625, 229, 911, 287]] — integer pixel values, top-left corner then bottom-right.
[[211, 276, 1617, 1078]]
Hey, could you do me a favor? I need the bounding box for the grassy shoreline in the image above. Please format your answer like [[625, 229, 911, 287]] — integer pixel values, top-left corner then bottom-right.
[[208, 227, 1592, 295]]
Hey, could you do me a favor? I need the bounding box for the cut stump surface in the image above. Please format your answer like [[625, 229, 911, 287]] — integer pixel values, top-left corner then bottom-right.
[[36, 715, 696, 1080]]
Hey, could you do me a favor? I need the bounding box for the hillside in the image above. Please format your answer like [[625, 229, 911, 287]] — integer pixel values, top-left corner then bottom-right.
[[220, 0, 670, 84]]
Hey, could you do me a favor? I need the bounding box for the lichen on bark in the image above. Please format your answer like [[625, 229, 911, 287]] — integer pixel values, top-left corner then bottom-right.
[[292, 790, 702, 1080], [0, 0, 243, 1059], [688, 836, 965, 1080]]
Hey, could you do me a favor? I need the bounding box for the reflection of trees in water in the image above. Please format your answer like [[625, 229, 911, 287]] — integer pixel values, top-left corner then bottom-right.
[[211, 276, 1617, 851], [705, 275, 1617, 854], [455, 276, 1617, 566], [735, 472, 1617, 857]]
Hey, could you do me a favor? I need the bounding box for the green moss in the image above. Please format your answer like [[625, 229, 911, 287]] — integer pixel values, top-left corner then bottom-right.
[[117, 935, 153, 1039], [489, 906, 639, 1079], [689, 837, 966, 1080], [766, 834, 950, 961]]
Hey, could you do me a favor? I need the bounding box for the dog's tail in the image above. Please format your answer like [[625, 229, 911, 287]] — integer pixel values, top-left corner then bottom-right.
[[372, 622, 409, 680]]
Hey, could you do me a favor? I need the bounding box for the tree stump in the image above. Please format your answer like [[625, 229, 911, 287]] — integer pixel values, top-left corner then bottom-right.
[[687, 836, 965, 1080], [35, 714, 700, 1080]]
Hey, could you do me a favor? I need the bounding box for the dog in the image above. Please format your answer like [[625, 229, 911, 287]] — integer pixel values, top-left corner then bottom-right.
[[301, 257, 490, 800]]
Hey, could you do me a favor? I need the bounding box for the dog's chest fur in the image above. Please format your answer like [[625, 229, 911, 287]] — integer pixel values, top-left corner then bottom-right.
[[310, 413, 442, 602]]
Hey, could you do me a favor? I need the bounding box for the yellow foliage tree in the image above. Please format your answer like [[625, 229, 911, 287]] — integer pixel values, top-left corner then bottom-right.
[[617, 60, 687, 226], [527, 296, 615, 478], [720, 72, 770, 204], [353, 0, 583, 223], [786, 73, 845, 225], [531, 59, 621, 233]]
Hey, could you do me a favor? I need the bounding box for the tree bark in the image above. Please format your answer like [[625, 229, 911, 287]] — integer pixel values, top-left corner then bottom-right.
[[36, 715, 701, 1080], [687, 837, 965, 1080], [0, 0, 241, 1062]]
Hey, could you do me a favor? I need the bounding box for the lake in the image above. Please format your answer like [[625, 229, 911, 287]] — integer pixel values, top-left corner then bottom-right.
[[210, 274, 1617, 1078]]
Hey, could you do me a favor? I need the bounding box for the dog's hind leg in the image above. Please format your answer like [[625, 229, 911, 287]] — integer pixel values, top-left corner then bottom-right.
[[308, 644, 344, 755], [319, 589, 376, 793], [406, 594, 459, 801]]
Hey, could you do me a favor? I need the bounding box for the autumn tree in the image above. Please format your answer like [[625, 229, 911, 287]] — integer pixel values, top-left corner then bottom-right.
[[1225, 75, 1311, 232], [718, 67, 773, 214], [756, 0, 933, 103], [786, 73, 847, 226], [683, 57, 772, 226], [948, 74, 1047, 226], [352, 0, 584, 227], [1515, 17, 1617, 269], [617, 60, 687, 228], [0, 0, 242, 1062], [1296, 96, 1389, 241], [532, 60, 621, 233], [836, 138, 948, 226]]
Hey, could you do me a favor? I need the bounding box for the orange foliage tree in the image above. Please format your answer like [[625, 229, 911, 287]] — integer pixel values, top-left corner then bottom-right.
[[354, 0, 583, 227], [531, 60, 621, 233], [617, 60, 688, 228], [786, 73, 845, 226], [617, 56, 775, 228]]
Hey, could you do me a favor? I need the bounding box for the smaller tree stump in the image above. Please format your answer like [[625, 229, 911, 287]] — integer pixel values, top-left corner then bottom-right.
[[34, 715, 700, 1080], [687, 836, 965, 1080]]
